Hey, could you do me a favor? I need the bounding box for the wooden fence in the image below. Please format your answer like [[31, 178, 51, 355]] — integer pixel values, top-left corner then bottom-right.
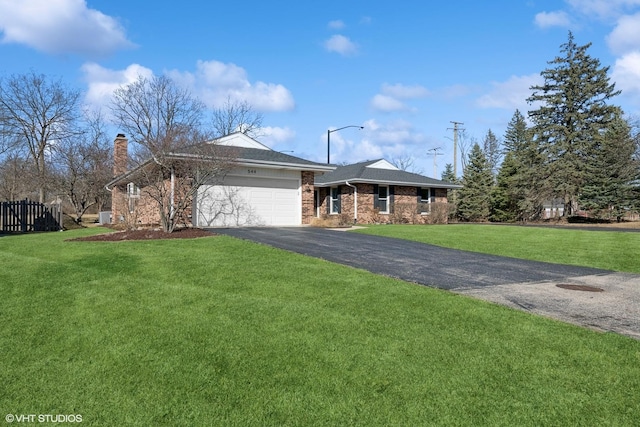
[[0, 199, 63, 232]]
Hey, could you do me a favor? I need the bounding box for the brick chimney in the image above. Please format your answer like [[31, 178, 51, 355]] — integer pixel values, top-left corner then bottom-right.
[[113, 134, 128, 177]]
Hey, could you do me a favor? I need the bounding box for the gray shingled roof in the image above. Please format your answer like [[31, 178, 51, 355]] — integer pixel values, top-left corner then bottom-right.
[[107, 144, 333, 189], [175, 143, 332, 170], [229, 146, 331, 169], [315, 159, 461, 188]]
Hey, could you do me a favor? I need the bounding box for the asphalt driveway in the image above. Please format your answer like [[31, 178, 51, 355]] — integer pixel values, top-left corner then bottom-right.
[[214, 227, 640, 339]]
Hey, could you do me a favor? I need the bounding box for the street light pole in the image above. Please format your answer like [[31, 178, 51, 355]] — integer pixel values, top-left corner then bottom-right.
[[327, 125, 364, 164]]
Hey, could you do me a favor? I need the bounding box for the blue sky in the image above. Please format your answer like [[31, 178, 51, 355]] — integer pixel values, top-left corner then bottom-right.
[[1, 0, 640, 178]]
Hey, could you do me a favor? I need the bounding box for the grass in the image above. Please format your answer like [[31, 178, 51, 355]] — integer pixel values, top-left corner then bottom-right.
[[354, 223, 640, 273], [1, 227, 639, 426]]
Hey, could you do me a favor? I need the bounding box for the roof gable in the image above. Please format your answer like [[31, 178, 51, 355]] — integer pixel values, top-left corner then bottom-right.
[[366, 159, 398, 170], [215, 132, 270, 150]]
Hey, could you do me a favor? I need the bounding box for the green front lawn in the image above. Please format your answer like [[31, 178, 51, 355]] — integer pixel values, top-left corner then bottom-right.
[[354, 224, 640, 272], [1, 228, 639, 426]]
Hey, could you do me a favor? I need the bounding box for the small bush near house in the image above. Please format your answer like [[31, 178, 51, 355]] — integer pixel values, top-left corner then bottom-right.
[[310, 213, 354, 228], [429, 202, 453, 224]]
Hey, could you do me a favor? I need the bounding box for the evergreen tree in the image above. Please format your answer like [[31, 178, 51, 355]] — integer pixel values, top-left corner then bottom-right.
[[580, 114, 639, 220], [482, 129, 501, 178], [501, 109, 544, 221], [527, 32, 622, 217], [503, 109, 529, 152], [441, 163, 457, 183], [457, 143, 493, 222], [490, 151, 519, 222]]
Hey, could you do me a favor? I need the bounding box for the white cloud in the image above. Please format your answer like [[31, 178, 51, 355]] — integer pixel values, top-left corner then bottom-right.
[[324, 121, 422, 164], [534, 10, 572, 28], [476, 74, 542, 110], [324, 34, 358, 56], [0, 0, 134, 56], [81, 60, 295, 114], [370, 94, 408, 112], [328, 119, 426, 164], [381, 83, 430, 99], [363, 119, 425, 146], [612, 51, 640, 98], [82, 62, 153, 109], [370, 83, 429, 113], [328, 20, 345, 30], [168, 60, 295, 112], [566, 0, 640, 19], [259, 126, 296, 147], [438, 84, 473, 100], [607, 12, 640, 54]]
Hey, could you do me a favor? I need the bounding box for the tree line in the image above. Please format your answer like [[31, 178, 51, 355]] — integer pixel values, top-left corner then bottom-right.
[[0, 70, 261, 227], [449, 33, 640, 223]]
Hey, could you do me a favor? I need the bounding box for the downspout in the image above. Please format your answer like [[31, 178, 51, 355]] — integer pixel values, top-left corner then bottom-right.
[[345, 181, 357, 224], [170, 166, 175, 222]]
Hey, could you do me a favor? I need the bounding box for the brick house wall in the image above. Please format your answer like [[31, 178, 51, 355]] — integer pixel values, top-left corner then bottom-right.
[[110, 134, 192, 228], [301, 171, 316, 225], [317, 183, 452, 224], [112, 180, 189, 228]]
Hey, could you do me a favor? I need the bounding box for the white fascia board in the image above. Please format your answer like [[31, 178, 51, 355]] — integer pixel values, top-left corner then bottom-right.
[[315, 178, 462, 188], [235, 158, 335, 172], [166, 152, 333, 172]]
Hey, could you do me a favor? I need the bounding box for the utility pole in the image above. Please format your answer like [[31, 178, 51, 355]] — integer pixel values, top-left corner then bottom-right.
[[447, 121, 464, 178], [428, 147, 443, 179]]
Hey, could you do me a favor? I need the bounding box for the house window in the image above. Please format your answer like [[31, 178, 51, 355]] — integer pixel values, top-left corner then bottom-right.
[[377, 185, 389, 214], [127, 182, 140, 198], [420, 188, 433, 213], [126, 182, 140, 213], [330, 187, 341, 214]]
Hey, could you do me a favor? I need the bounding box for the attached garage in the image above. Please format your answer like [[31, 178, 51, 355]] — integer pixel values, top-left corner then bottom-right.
[[195, 169, 302, 227]]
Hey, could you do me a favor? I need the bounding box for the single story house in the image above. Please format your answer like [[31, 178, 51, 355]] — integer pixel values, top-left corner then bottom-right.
[[107, 133, 461, 227], [107, 133, 334, 227], [314, 159, 461, 224]]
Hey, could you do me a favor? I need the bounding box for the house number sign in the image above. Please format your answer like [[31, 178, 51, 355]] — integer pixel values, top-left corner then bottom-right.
[[247, 169, 257, 174]]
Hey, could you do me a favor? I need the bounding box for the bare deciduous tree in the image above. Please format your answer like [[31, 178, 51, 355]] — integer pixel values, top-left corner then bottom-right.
[[390, 155, 424, 174], [52, 111, 113, 222], [212, 97, 263, 138], [0, 71, 80, 202], [0, 153, 36, 200], [111, 75, 236, 232], [457, 129, 474, 173]]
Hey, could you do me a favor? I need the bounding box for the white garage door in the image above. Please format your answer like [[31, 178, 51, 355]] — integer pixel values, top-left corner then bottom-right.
[[196, 171, 301, 227]]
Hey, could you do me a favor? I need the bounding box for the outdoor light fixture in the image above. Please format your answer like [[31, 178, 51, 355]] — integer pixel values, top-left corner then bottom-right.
[[327, 125, 364, 164]]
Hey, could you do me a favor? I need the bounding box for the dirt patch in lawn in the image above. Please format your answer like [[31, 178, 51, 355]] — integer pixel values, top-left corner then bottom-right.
[[68, 227, 216, 242]]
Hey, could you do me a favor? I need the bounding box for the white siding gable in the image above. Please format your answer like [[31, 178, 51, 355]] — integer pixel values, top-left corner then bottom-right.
[[214, 133, 271, 150], [366, 159, 399, 170]]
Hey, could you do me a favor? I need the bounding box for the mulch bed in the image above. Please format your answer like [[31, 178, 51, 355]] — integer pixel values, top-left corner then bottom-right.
[[68, 227, 216, 242]]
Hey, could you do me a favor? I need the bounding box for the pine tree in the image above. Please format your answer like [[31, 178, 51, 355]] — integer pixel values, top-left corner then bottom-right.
[[527, 32, 622, 217], [457, 144, 493, 222], [490, 151, 519, 222], [503, 110, 529, 152], [501, 109, 544, 221], [580, 114, 639, 220], [482, 129, 501, 179], [441, 163, 457, 183]]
